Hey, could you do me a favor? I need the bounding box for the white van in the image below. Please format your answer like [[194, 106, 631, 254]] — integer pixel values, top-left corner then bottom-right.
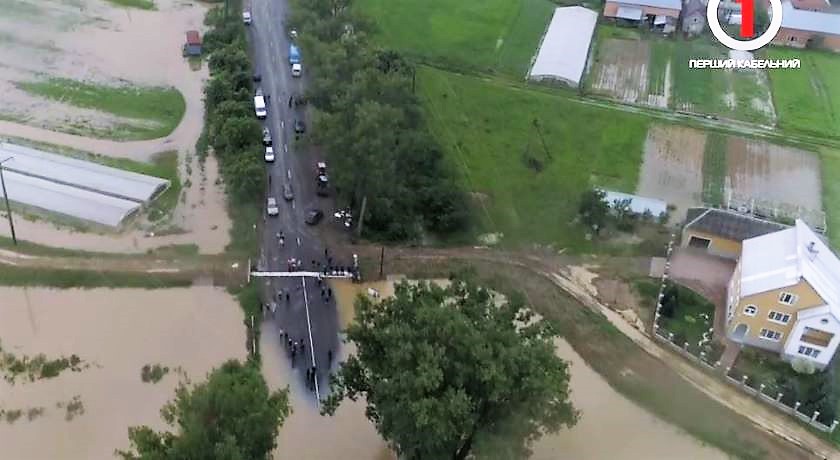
[[254, 95, 267, 119], [291, 63, 302, 77]]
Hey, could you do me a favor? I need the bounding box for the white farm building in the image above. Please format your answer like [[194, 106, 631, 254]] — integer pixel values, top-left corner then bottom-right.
[[528, 6, 598, 87], [0, 142, 169, 228]]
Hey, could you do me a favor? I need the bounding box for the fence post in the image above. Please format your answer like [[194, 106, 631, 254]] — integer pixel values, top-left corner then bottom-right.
[[669, 332, 674, 341], [811, 411, 821, 422], [684, 342, 690, 350], [831, 420, 838, 433], [759, 383, 765, 395], [741, 375, 748, 386], [776, 392, 783, 402], [794, 402, 801, 414]]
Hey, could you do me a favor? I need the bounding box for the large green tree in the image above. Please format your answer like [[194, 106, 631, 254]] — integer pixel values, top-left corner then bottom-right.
[[118, 360, 290, 460], [324, 279, 578, 460]]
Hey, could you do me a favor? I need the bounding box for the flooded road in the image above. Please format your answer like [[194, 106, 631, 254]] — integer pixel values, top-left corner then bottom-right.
[[0, 287, 246, 459], [258, 279, 726, 459]]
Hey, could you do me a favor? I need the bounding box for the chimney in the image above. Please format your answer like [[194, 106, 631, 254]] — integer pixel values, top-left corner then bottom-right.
[[807, 241, 819, 261]]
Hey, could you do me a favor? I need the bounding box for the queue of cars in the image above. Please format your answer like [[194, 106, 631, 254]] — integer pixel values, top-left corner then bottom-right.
[[247, 16, 326, 225]]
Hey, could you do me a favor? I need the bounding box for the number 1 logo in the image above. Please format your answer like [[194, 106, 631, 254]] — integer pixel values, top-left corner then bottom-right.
[[707, 0, 783, 51]]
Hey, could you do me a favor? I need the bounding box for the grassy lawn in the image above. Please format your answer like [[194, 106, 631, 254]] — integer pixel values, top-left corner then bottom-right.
[[768, 48, 840, 138], [657, 282, 715, 350], [104, 0, 156, 9], [821, 149, 840, 248], [418, 66, 649, 250], [702, 132, 727, 205], [0, 264, 191, 288], [356, 0, 554, 75], [16, 78, 185, 140], [648, 40, 673, 97]]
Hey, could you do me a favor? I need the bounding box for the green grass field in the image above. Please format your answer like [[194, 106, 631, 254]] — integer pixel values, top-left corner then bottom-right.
[[768, 48, 840, 138], [821, 149, 840, 248], [702, 133, 727, 206], [357, 0, 554, 75], [418, 66, 649, 249], [17, 78, 185, 140], [105, 0, 155, 9]]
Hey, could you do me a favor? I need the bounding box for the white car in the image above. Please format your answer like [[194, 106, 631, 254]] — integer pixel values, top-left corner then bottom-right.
[[291, 63, 302, 77], [266, 197, 279, 217], [243, 11, 252, 25], [264, 146, 275, 162]]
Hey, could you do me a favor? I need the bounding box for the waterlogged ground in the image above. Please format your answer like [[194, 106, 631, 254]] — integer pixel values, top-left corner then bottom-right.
[[258, 279, 726, 460], [0, 287, 246, 459]]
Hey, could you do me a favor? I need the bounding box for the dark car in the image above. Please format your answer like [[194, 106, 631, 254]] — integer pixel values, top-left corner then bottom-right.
[[283, 183, 294, 201], [262, 128, 272, 146], [294, 119, 306, 134], [252, 73, 261, 82], [305, 209, 323, 225]]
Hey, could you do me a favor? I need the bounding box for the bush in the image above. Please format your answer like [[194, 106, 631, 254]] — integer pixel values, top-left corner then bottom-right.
[[791, 357, 817, 375]]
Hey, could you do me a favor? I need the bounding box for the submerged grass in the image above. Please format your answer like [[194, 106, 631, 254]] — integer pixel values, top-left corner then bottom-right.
[[16, 78, 183, 140], [0, 265, 192, 288]]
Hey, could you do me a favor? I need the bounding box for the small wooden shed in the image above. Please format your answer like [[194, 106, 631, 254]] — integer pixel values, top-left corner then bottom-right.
[[183, 30, 202, 57]]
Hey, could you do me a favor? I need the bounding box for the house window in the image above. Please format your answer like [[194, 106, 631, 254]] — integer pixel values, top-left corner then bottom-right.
[[778, 292, 798, 306], [743, 305, 757, 316], [768, 311, 791, 324], [798, 346, 821, 358], [759, 328, 782, 341]]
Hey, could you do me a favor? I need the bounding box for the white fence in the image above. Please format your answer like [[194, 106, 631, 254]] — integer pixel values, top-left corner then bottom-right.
[[652, 235, 837, 433]]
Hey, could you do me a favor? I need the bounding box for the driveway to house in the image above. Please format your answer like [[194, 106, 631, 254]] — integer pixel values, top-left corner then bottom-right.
[[669, 248, 736, 335]]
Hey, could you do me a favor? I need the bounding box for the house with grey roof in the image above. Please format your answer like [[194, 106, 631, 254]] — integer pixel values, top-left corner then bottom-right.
[[773, 1, 840, 51], [682, 0, 706, 35], [681, 207, 787, 259], [603, 0, 681, 33]]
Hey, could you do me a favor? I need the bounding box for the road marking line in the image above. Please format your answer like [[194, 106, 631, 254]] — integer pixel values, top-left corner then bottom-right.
[[287, 169, 291, 179], [301, 277, 320, 402], [284, 144, 288, 154], [281, 121, 285, 129], [296, 237, 301, 247]]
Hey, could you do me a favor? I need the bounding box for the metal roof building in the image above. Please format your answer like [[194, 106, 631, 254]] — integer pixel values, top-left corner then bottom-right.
[[779, 1, 840, 34], [528, 7, 597, 87], [0, 142, 169, 228]]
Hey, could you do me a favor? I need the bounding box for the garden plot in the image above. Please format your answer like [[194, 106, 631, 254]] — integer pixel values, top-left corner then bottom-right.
[[589, 38, 670, 108], [636, 124, 707, 220], [724, 138, 822, 219]]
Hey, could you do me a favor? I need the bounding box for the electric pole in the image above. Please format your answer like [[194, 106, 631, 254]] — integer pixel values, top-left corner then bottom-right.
[[0, 157, 17, 245]]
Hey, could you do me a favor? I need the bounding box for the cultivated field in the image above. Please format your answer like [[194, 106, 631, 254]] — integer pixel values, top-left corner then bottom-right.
[[418, 66, 649, 249], [636, 124, 823, 227], [0, 0, 232, 254], [636, 125, 706, 220], [356, 0, 555, 75], [588, 27, 670, 108], [0, 287, 247, 460], [588, 31, 775, 124], [0, 0, 191, 141], [768, 48, 840, 138]]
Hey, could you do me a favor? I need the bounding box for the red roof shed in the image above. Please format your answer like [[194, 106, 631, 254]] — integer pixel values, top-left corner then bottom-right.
[[186, 30, 202, 46]]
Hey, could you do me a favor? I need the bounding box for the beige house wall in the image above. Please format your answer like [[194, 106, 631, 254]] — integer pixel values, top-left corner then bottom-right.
[[773, 29, 840, 52], [729, 280, 826, 350], [603, 2, 681, 18]]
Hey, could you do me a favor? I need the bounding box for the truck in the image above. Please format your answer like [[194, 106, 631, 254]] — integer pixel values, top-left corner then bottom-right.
[[289, 44, 302, 77], [254, 88, 267, 119], [316, 161, 328, 196]]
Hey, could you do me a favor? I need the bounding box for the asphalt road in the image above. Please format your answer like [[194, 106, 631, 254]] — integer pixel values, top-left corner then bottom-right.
[[247, 0, 344, 403]]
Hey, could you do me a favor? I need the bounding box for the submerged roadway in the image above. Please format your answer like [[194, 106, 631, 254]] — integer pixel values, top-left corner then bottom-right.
[[247, 0, 348, 402]]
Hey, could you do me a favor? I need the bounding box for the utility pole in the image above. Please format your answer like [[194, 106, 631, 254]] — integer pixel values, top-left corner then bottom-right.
[[379, 246, 385, 280], [0, 157, 17, 246]]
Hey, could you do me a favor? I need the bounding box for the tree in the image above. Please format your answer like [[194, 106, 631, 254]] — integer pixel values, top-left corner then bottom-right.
[[578, 189, 609, 234], [324, 279, 578, 460], [118, 360, 289, 460]]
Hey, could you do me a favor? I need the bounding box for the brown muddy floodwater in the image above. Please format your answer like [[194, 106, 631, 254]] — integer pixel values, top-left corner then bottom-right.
[[0, 287, 246, 459], [259, 279, 725, 459]]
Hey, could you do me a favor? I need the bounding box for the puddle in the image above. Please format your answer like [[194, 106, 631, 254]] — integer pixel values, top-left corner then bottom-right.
[[260, 279, 726, 459], [0, 286, 247, 459]]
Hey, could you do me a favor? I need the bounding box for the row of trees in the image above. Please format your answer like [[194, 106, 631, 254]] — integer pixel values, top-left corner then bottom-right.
[[290, 0, 468, 240], [118, 277, 578, 459], [200, 3, 265, 205]]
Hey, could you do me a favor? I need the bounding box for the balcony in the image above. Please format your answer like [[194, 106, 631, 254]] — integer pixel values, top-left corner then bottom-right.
[[800, 327, 833, 347]]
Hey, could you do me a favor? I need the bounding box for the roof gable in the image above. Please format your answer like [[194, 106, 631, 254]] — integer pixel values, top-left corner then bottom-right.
[[780, 1, 840, 35], [684, 208, 787, 242]]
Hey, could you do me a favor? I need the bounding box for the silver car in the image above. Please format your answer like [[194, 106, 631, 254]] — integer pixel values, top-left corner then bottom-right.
[[266, 197, 279, 216]]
